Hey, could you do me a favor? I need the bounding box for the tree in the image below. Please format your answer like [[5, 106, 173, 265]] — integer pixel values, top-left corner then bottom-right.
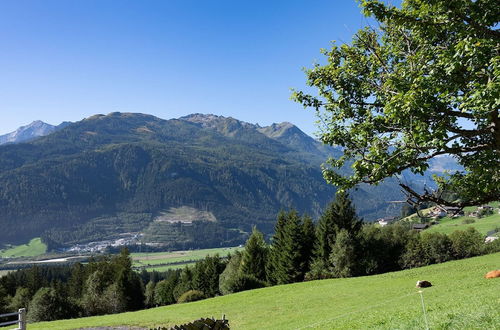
[[191, 255, 226, 298], [268, 210, 310, 284], [240, 227, 268, 282], [81, 270, 110, 316], [28, 287, 74, 322], [293, 0, 500, 208], [219, 252, 243, 295], [8, 287, 31, 312], [301, 215, 316, 270], [0, 285, 10, 314], [173, 267, 194, 301], [449, 227, 485, 258], [266, 211, 288, 284], [330, 229, 359, 278], [153, 276, 178, 306], [144, 281, 156, 308], [314, 192, 362, 265]]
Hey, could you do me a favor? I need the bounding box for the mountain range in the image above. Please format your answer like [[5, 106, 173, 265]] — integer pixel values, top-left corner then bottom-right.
[[0, 113, 454, 250]]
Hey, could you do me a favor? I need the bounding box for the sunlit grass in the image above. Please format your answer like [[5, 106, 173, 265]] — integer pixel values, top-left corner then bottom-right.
[[32, 252, 500, 330]]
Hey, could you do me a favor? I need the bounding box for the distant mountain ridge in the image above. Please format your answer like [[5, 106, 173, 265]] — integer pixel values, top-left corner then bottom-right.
[[0, 112, 458, 250], [0, 120, 70, 145]]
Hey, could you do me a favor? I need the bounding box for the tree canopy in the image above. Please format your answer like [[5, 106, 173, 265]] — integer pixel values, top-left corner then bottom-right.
[[293, 0, 499, 207]]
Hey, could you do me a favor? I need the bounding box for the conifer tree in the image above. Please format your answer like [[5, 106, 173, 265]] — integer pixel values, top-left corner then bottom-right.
[[270, 210, 307, 284], [314, 192, 362, 265], [266, 210, 287, 284], [315, 201, 338, 264], [241, 226, 268, 282], [0, 285, 9, 314], [301, 215, 316, 271], [173, 267, 194, 301]]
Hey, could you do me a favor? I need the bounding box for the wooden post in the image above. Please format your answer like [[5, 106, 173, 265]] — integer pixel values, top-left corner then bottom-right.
[[18, 308, 26, 330]]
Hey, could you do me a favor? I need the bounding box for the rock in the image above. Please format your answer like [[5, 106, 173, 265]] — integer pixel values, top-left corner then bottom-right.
[[416, 280, 432, 288]]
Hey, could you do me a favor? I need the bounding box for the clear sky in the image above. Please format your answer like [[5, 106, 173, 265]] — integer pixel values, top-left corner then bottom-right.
[[0, 0, 376, 136]]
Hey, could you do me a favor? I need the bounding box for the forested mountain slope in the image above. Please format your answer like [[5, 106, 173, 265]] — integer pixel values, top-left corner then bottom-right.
[[0, 112, 404, 248]]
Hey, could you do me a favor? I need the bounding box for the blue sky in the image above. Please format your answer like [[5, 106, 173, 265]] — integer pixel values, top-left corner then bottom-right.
[[0, 0, 375, 136]]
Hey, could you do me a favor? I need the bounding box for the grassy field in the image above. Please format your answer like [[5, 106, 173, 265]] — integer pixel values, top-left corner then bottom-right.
[[131, 246, 242, 271], [426, 212, 500, 236], [31, 252, 500, 329], [0, 238, 47, 258], [401, 203, 500, 236]]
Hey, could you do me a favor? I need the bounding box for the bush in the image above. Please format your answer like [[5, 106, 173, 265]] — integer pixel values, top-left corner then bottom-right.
[[304, 259, 334, 281], [177, 290, 206, 304], [225, 274, 267, 294], [28, 287, 75, 322], [154, 276, 178, 306], [449, 227, 485, 259], [462, 218, 476, 224]]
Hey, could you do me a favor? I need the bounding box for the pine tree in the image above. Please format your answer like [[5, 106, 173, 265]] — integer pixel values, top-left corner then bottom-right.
[[314, 192, 362, 265], [240, 226, 268, 282], [68, 263, 85, 299], [331, 191, 362, 235], [301, 215, 316, 272], [271, 210, 307, 284], [266, 210, 287, 284], [173, 267, 193, 301], [315, 201, 338, 264], [0, 285, 10, 314]]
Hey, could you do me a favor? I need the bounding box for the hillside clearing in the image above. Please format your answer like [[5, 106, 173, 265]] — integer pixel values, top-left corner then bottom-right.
[[31, 252, 500, 329], [0, 238, 47, 258]]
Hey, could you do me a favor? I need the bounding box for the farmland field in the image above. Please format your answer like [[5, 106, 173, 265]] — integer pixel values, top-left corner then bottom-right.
[[131, 246, 242, 271], [31, 252, 500, 329]]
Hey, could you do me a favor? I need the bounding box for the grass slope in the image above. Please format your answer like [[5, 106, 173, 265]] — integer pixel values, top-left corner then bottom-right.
[[0, 238, 47, 258], [426, 213, 500, 236], [402, 203, 500, 236], [33, 252, 500, 329]]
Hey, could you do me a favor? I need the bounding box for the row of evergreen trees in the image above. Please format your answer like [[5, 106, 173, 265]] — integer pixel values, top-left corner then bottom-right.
[[235, 192, 499, 285]]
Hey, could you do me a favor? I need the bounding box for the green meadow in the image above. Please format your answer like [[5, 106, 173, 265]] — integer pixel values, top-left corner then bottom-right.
[[402, 203, 500, 237], [131, 246, 242, 271], [31, 252, 500, 329], [0, 238, 47, 258], [426, 212, 500, 236]]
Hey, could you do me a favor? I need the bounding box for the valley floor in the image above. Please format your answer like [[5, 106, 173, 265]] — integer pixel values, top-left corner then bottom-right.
[[29, 252, 500, 329]]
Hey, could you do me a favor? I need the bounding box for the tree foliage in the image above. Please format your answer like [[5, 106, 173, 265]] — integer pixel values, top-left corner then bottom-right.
[[314, 192, 362, 266], [293, 0, 500, 207], [267, 210, 314, 284], [240, 227, 268, 282]]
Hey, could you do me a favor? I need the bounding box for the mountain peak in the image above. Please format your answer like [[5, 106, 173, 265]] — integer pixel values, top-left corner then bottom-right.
[[0, 120, 58, 145]]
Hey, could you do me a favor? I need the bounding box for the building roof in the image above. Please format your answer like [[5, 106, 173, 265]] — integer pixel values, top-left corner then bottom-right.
[[412, 223, 429, 230]]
